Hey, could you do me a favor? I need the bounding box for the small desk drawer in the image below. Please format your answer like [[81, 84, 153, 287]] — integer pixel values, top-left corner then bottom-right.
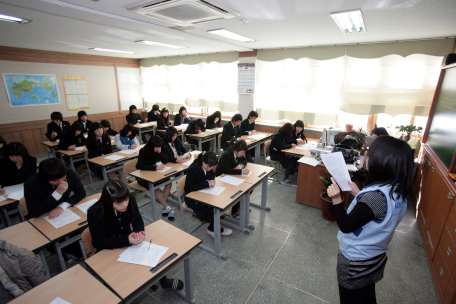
[[440, 227, 456, 276], [434, 248, 452, 296]]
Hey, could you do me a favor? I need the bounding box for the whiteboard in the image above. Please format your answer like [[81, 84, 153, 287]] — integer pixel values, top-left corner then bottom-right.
[[117, 67, 142, 111]]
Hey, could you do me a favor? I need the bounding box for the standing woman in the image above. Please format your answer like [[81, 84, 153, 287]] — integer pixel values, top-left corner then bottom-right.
[[185, 151, 233, 238], [0, 142, 37, 192], [206, 111, 222, 129], [292, 120, 307, 143], [87, 180, 183, 290], [58, 121, 87, 179], [161, 127, 191, 163], [147, 104, 160, 122], [327, 136, 413, 304], [157, 108, 171, 130], [136, 136, 175, 221], [115, 124, 139, 151], [174, 106, 191, 126]]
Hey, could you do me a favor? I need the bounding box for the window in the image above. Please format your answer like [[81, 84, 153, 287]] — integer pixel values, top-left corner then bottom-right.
[[187, 106, 203, 115], [414, 116, 428, 132], [338, 111, 369, 131]]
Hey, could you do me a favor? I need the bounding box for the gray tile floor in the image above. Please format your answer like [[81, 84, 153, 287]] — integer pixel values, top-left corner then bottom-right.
[[7, 153, 438, 304]]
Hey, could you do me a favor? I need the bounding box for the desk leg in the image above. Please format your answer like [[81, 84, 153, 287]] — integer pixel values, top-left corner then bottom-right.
[[177, 256, 196, 303], [239, 196, 246, 231], [54, 242, 66, 271], [213, 135, 217, 153], [69, 156, 76, 173], [250, 178, 271, 211], [84, 154, 94, 191], [213, 209, 222, 257], [138, 129, 143, 144], [51, 147, 56, 158], [17, 204, 25, 222], [244, 192, 254, 230], [2, 208, 12, 227], [180, 132, 184, 143], [149, 184, 158, 222], [37, 250, 50, 275], [102, 167, 108, 184], [121, 167, 128, 188], [198, 139, 202, 152], [254, 143, 260, 164]]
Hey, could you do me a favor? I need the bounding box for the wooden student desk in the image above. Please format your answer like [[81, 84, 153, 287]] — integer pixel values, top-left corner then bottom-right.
[[41, 140, 59, 158], [245, 131, 274, 164], [58, 146, 94, 188], [185, 179, 252, 260], [10, 265, 121, 304], [85, 220, 201, 304], [29, 194, 101, 271], [186, 129, 221, 151], [134, 122, 156, 144], [0, 198, 25, 227]]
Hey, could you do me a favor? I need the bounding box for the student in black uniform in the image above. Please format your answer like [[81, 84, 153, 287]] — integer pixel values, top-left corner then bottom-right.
[[100, 120, 118, 140], [87, 180, 183, 290], [126, 105, 144, 125], [74, 110, 92, 134], [184, 119, 210, 151], [372, 127, 388, 139], [58, 121, 86, 179], [292, 120, 307, 143], [0, 142, 37, 193], [174, 106, 191, 126], [136, 136, 175, 221], [270, 123, 303, 184], [220, 114, 245, 151], [161, 127, 191, 164], [147, 104, 160, 122], [0, 136, 7, 159], [240, 111, 259, 162], [46, 112, 70, 142], [215, 139, 250, 219], [86, 122, 127, 185], [206, 111, 222, 129], [184, 151, 233, 238], [157, 108, 171, 130]]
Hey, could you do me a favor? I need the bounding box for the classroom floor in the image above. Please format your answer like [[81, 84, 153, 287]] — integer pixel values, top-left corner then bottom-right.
[[8, 153, 438, 304]]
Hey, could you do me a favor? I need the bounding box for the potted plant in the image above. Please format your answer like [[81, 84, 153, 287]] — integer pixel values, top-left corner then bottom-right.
[[319, 173, 337, 221], [345, 123, 353, 132], [395, 124, 423, 142]]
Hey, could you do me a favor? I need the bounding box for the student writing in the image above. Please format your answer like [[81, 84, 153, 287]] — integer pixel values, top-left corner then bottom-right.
[[57, 121, 87, 179], [100, 120, 118, 140], [161, 127, 191, 163], [292, 120, 307, 143], [184, 119, 210, 151], [0, 142, 37, 192], [74, 110, 92, 134], [115, 124, 139, 151], [174, 106, 191, 126], [220, 114, 244, 151], [147, 104, 160, 122], [157, 108, 171, 130], [240, 111, 258, 162], [45, 112, 70, 142]]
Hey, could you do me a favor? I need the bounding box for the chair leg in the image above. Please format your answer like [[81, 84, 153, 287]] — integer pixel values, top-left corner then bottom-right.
[[79, 239, 88, 260], [176, 187, 188, 233]]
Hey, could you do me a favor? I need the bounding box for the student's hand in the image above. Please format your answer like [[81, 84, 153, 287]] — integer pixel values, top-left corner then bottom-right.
[[235, 165, 243, 170], [348, 181, 360, 197], [51, 131, 57, 138], [185, 154, 191, 159], [208, 180, 216, 188], [291, 144, 297, 148], [131, 145, 137, 150], [48, 207, 64, 219], [156, 165, 165, 170], [297, 141, 305, 146], [214, 117, 219, 123], [240, 136, 246, 140], [328, 177, 342, 205], [198, 130, 202, 134], [242, 169, 250, 175], [69, 145, 76, 151], [137, 120, 141, 123], [128, 232, 143, 245], [109, 136, 115, 141], [0, 188, 5, 195], [56, 181, 69, 195], [176, 158, 183, 163], [251, 130, 256, 134]]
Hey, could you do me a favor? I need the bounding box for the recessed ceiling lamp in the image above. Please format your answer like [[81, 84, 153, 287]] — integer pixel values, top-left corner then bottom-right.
[[0, 13, 31, 24], [89, 48, 135, 54], [207, 29, 255, 42], [135, 40, 187, 49], [330, 9, 365, 34]]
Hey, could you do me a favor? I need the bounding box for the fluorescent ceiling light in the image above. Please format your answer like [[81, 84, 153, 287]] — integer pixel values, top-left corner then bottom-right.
[[136, 40, 187, 49], [330, 9, 365, 34], [207, 29, 255, 42], [89, 48, 135, 54], [0, 13, 31, 24]]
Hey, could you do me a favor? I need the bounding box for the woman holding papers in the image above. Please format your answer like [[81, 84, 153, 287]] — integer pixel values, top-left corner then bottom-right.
[[58, 121, 87, 179], [87, 180, 184, 291], [136, 136, 174, 221], [184, 151, 233, 238], [157, 108, 171, 130], [0, 142, 37, 191], [292, 120, 307, 143], [162, 127, 191, 163], [115, 124, 139, 151], [326, 136, 413, 304]]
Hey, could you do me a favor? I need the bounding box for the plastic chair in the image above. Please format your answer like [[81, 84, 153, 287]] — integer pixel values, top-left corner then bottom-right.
[[124, 159, 148, 193], [176, 176, 206, 234], [79, 228, 95, 259], [263, 140, 284, 175]]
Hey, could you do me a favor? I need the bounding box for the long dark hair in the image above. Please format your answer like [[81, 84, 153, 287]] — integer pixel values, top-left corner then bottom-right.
[[229, 139, 248, 152], [88, 122, 107, 147], [146, 135, 164, 163], [90, 180, 134, 237], [194, 119, 205, 131], [334, 131, 366, 149], [373, 127, 388, 137], [0, 135, 7, 147], [209, 111, 221, 122], [279, 123, 294, 138], [71, 122, 85, 142], [4, 142, 31, 167], [119, 124, 137, 139], [162, 127, 180, 143], [179, 106, 187, 115], [364, 136, 414, 200], [293, 120, 304, 134], [193, 151, 218, 170], [159, 108, 169, 126]]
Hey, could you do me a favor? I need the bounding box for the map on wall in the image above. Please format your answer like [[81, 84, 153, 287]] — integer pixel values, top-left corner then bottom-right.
[[2, 74, 60, 107]]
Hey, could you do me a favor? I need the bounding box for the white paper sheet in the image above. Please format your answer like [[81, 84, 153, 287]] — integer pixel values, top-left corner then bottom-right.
[[118, 148, 139, 154], [7, 188, 24, 201], [320, 152, 352, 191], [298, 157, 321, 167], [44, 209, 81, 229], [245, 140, 251, 143], [104, 155, 125, 161], [182, 159, 194, 166], [182, 152, 190, 159], [50, 297, 72, 304], [198, 186, 225, 196], [179, 124, 189, 129], [117, 241, 169, 268], [346, 164, 358, 172], [219, 175, 245, 186], [242, 170, 253, 177], [76, 198, 99, 214], [215, 128, 223, 131], [75, 147, 85, 150], [0, 196, 6, 202], [294, 145, 308, 149], [3, 184, 23, 196], [156, 166, 172, 173]]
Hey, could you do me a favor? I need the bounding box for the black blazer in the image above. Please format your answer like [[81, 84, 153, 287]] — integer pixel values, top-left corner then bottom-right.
[[157, 118, 171, 130], [206, 116, 221, 129], [24, 169, 86, 218], [270, 132, 297, 157], [105, 128, 118, 137], [126, 113, 144, 125], [86, 135, 112, 159], [184, 162, 215, 195], [74, 119, 93, 134], [57, 132, 86, 150], [136, 146, 168, 171], [240, 119, 255, 135], [215, 148, 247, 177], [87, 195, 144, 250], [174, 114, 191, 126], [0, 156, 37, 187], [162, 140, 188, 163], [221, 122, 242, 150], [46, 121, 71, 142], [147, 111, 160, 122], [292, 131, 307, 142], [184, 120, 205, 136]]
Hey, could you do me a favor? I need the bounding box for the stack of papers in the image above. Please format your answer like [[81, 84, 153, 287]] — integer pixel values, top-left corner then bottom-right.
[[219, 175, 245, 186], [0, 197, 6, 202], [3, 184, 24, 201], [294, 145, 308, 150], [198, 186, 225, 196], [104, 155, 125, 161], [118, 147, 140, 154], [320, 152, 352, 191], [75, 146, 85, 151], [298, 157, 321, 167], [117, 241, 169, 268], [45, 209, 81, 229], [76, 198, 99, 214], [182, 159, 194, 166], [157, 166, 172, 173]]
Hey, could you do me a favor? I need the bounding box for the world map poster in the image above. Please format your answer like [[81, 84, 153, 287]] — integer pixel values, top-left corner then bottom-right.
[[2, 73, 60, 107]]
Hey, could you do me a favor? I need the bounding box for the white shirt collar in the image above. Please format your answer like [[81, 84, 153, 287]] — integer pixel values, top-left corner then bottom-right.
[[202, 167, 207, 175], [233, 152, 237, 161], [249, 120, 252, 124], [231, 122, 235, 128]]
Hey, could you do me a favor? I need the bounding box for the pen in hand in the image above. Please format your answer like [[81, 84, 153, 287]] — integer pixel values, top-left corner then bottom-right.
[[148, 239, 153, 251]]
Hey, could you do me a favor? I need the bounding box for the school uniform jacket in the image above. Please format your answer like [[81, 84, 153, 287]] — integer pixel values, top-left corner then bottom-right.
[[74, 119, 93, 134], [174, 114, 191, 126], [0, 157, 37, 187], [269, 132, 297, 157], [57, 132, 86, 150], [24, 169, 86, 218], [157, 118, 171, 130], [105, 128, 118, 137], [87, 195, 144, 250], [86, 135, 112, 159], [147, 111, 160, 122], [184, 162, 215, 195], [45, 121, 71, 142], [125, 113, 144, 125], [215, 148, 247, 177], [240, 119, 255, 135], [221, 122, 242, 150], [206, 116, 221, 129], [184, 120, 205, 136], [136, 146, 168, 171], [292, 130, 307, 142], [162, 140, 188, 163]]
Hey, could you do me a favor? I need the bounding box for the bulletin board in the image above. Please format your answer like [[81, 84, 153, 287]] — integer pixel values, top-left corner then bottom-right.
[[62, 76, 90, 111]]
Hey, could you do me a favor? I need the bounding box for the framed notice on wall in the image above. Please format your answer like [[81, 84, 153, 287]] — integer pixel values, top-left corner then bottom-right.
[[237, 63, 255, 94], [62, 76, 90, 111]]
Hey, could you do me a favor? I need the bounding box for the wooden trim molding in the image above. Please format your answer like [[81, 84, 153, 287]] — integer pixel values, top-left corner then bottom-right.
[[239, 50, 257, 58], [113, 65, 122, 113]]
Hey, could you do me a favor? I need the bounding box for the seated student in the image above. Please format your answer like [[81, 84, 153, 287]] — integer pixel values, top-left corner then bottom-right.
[[147, 104, 160, 122], [240, 111, 258, 136], [0, 135, 6, 159], [270, 123, 303, 185], [136, 136, 175, 221], [184, 119, 210, 151], [45, 112, 71, 142], [86, 123, 127, 185], [174, 106, 191, 126], [57, 122, 86, 179], [206, 111, 222, 129], [162, 127, 191, 163], [87, 180, 183, 290], [221, 114, 245, 151], [100, 119, 118, 140], [185, 151, 232, 237], [215, 139, 250, 219], [0, 142, 37, 194], [157, 108, 171, 130], [74, 110, 92, 134], [126, 105, 144, 125], [372, 127, 389, 139], [292, 120, 307, 143], [115, 124, 139, 151]]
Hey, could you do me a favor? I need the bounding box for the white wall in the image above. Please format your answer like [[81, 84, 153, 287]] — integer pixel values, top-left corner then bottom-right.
[[0, 60, 119, 124], [117, 67, 143, 111], [237, 56, 256, 118]]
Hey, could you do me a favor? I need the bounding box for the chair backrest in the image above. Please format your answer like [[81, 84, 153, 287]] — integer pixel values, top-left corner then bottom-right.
[[171, 121, 174, 126], [264, 140, 272, 155], [19, 197, 28, 217], [81, 228, 95, 257], [124, 159, 138, 176], [177, 175, 186, 197], [153, 125, 157, 134]]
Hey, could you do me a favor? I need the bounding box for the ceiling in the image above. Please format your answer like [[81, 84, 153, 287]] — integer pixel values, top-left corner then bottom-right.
[[0, 0, 455, 59]]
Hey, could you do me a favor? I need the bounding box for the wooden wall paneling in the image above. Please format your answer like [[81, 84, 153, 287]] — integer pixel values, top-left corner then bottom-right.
[[239, 50, 257, 57], [21, 129, 45, 155], [113, 117, 126, 133], [1, 131, 23, 146]]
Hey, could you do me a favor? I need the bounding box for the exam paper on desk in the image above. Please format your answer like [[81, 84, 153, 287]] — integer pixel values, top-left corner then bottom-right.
[[118, 241, 168, 268], [3, 184, 23, 196], [118, 148, 140, 154], [242, 170, 253, 177], [76, 198, 99, 214], [156, 166, 172, 173], [298, 157, 321, 167], [50, 297, 72, 304], [182, 159, 194, 166], [320, 152, 352, 192], [75, 146, 85, 151], [45, 209, 81, 229], [198, 186, 225, 196], [219, 175, 245, 186], [104, 155, 125, 161]]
